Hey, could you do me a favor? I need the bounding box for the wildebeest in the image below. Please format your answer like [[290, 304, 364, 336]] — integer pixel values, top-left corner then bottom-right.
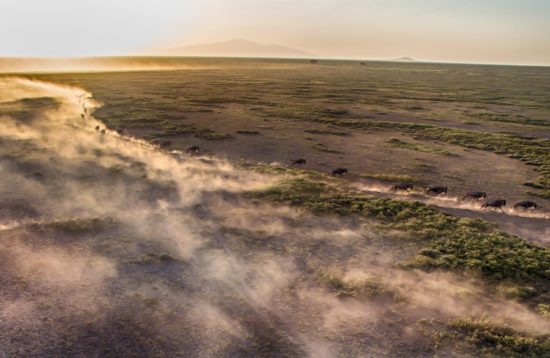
[[292, 159, 306, 165], [391, 182, 414, 192], [481, 199, 506, 212], [99, 129, 106, 135], [95, 125, 100, 131], [158, 140, 172, 150], [462, 191, 487, 200], [514, 200, 538, 210], [425, 185, 447, 195], [332, 168, 348, 176], [186, 145, 200, 154]]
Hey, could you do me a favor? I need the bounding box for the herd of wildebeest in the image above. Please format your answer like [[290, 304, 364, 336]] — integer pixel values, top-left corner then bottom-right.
[[90, 110, 538, 214], [291, 158, 539, 213]]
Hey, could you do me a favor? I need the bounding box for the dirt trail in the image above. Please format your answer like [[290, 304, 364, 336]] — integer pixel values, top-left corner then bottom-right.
[[353, 182, 549, 246]]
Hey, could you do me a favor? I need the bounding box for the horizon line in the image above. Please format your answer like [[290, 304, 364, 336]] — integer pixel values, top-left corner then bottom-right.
[[0, 54, 548, 68]]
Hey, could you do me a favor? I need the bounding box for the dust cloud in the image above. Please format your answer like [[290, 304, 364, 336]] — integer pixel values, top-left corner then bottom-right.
[[0, 78, 547, 356], [0, 58, 214, 74]]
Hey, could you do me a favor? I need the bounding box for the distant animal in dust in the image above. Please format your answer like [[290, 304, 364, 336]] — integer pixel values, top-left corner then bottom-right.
[[158, 141, 172, 150], [100, 129, 106, 135], [391, 182, 414, 192], [95, 125, 100, 131], [481, 199, 506, 212], [462, 191, 487, 200], [332, 168, 348, 176], [292, 159, 306, 165], [514, 200, 538, 210], [186, 146, 200, 154], [425, 185, 448, 195]]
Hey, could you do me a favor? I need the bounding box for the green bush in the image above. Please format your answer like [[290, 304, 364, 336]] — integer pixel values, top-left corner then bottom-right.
[[450, 318, 550, 357]]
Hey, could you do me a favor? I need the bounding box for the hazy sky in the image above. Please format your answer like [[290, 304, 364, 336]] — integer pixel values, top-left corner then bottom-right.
[[1, 0, 549, 65]]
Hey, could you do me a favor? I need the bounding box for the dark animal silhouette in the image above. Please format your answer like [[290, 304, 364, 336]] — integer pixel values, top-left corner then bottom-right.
[[332, 168, 348, 176], [514, 200, 538, 210], [481, 199, 506, 212], [425, 186, 448, 195], [186, 145, 200, 154], [95, 125, 100, 131], [462, 191, 487, 200], [292, 159, 306, 165], [158, 141, 172, 150], [391, 182, 414, 192], [100, 129, 106, 135]]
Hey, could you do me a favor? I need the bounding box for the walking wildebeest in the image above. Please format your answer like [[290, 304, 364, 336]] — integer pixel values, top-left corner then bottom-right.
[[425, 185, 448, 195], [186, 146, 200, 154], [462, 191, 487, 200], [391, 182, 414, 192], [292, 159, 306, 165], [514, 200, 538, 210], [481, 199, 506, 212], [158, 141, 172, 150], [332, 168, 348, 176]]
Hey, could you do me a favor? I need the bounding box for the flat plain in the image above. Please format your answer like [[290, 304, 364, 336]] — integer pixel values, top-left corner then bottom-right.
[[1, 58, 549, 357]]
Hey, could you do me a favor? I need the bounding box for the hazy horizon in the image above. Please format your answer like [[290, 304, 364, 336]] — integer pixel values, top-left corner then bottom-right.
[[1, 1, 549, 66]]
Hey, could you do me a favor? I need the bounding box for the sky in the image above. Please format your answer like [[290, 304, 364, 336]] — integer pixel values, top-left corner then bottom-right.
[[0, 0, 549, 65]]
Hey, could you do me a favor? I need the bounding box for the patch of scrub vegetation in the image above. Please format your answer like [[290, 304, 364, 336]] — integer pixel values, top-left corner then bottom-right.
[[322, 108, 350, 116], [130, 253, 179, 265], [450, 318, 550, 357], [249, 176, 550, 289], [472, 112, 550, 127], [360, 173, 418, 183], [312, 142, 342, 154], [537, 304, 550, 317], [319, 271, 397, 300], [387, 138, 456, 156], [236, 130, 261, 135], [143, 120, 231, 141], [496, 283, 538, 301], [195, 131, 232, 140], [29, 217, 118, 234], [304, 127, 350, 136]]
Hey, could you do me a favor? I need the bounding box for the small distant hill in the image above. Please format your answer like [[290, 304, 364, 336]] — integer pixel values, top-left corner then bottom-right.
[[392, 57, 417, 62], [158, 39, 313, 59]]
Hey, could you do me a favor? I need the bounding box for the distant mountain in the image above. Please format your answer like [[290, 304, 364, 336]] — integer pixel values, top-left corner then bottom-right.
[[158, 39, 313, 58], [392, 57, 417, 62]]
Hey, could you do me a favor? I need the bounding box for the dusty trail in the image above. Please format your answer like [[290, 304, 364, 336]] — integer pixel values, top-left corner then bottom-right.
[[0, 77, 548, 357], [353, 183, 549, 246]]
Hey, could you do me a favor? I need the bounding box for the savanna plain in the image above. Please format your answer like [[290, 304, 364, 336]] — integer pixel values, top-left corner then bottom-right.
[[0, 58, 549, 357]]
